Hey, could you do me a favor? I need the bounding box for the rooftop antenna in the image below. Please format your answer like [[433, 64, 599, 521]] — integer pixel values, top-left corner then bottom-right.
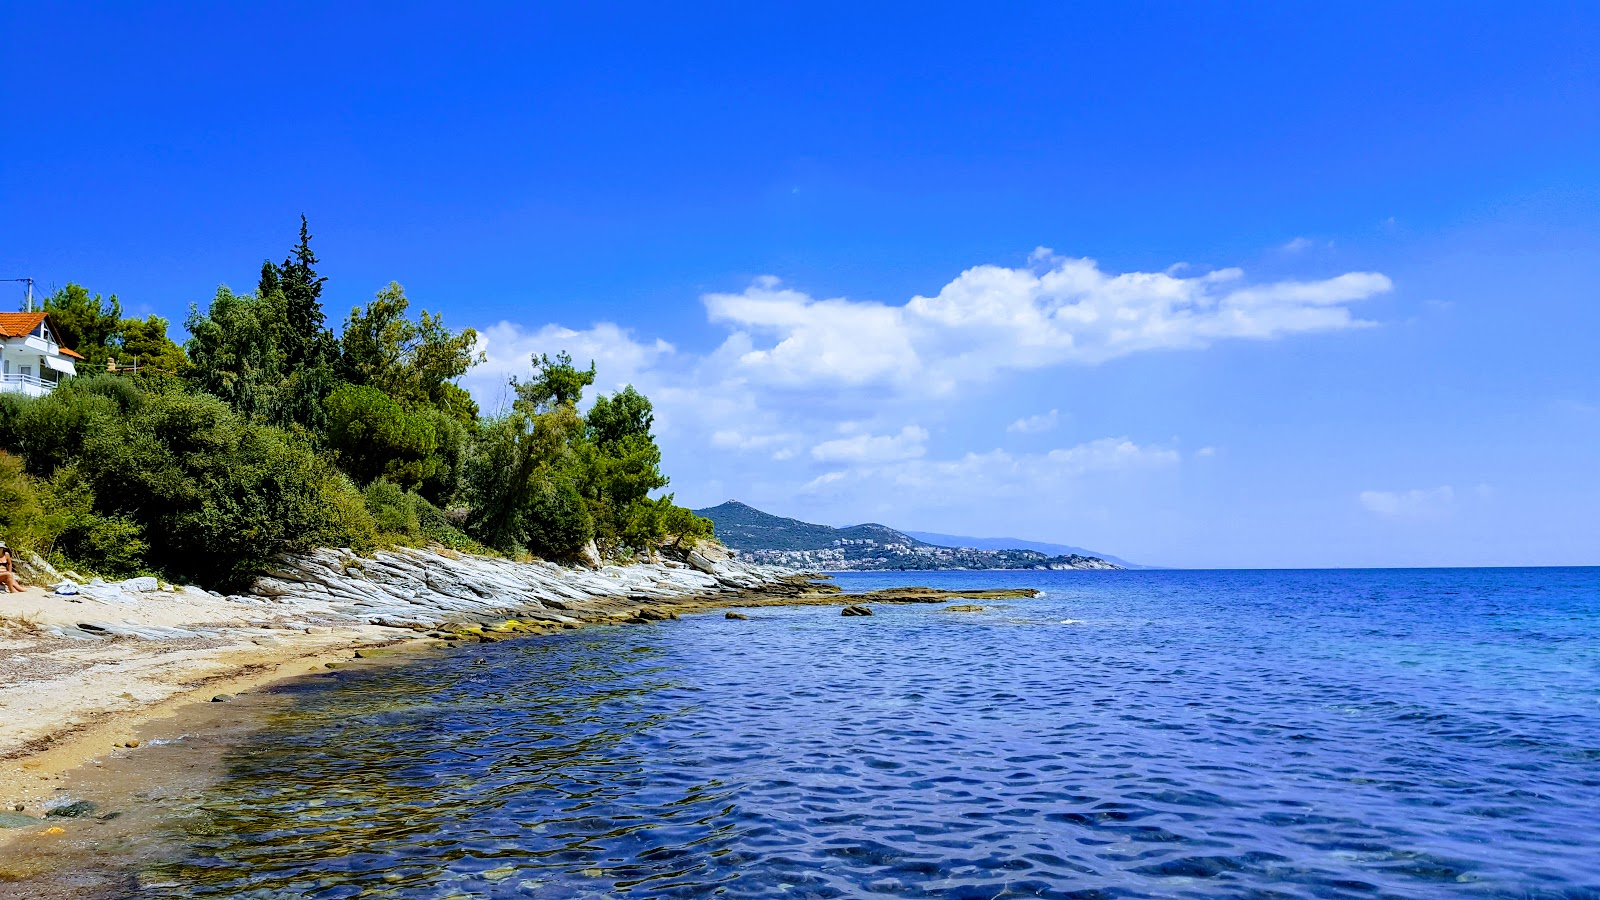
[[0, 278, 34, 311]]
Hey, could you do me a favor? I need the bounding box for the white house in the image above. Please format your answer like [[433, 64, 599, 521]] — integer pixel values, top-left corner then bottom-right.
[[0, 312, 83, 397]]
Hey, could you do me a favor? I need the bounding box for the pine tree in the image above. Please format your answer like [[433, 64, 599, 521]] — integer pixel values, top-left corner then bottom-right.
[[279, 214, 330, 368]]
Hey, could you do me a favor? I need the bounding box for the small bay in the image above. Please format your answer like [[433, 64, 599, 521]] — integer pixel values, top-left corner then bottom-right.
[[39, 568, 1600, 897]]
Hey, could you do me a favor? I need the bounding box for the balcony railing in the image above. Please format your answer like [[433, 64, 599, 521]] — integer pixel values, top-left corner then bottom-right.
[[0, 372, 58, 395]]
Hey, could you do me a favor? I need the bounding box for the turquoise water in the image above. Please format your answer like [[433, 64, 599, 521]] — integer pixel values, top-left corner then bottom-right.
[[145, 568, 1600, 897]]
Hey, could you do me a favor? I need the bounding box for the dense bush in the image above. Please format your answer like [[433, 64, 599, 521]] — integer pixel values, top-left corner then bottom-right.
[[72, 391, 367, 589]]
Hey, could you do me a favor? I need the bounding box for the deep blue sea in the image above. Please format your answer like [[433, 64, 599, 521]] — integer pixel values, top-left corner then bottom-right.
[[136, 568, 1600, 897]]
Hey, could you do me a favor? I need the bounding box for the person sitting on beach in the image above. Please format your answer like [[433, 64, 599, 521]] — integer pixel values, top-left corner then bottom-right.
[[0, 542, 24, 593]]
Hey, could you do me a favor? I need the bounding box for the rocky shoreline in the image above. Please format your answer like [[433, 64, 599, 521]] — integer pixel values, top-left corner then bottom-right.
[[1, 543, 1038, 825]]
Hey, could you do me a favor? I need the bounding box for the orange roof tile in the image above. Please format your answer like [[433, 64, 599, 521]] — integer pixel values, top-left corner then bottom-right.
[[0, 312, 83, 358], [0, 312, 47, 338]]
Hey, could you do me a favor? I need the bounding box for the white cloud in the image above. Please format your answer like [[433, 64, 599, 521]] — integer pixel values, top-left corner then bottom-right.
[[803, 437, 1179, 496], [1282, 237, 1315, 252], [811, 425, 929, 463], [1045, 438, 1181, 475], [1360, 486, 1455, 519], [1195, 446, 1217, 458], [1007, 409, 1060, 434], [463, 321, 674, 412], [450, 249, 1391, 518], [705, 250, 1390, 392], [703, 276, 918, 387]]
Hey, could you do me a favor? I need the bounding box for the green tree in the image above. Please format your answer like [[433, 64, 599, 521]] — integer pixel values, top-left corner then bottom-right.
[[184, 286, 290, 421], [323, 382, 465, 501], [115, 315, 187, 373], [264, 215, 336, 371], [514, 352, 594, 412], [463, 353, 593, 555], [576, 385, 670, 553], [341, 282, 482, 421], [41, 283, 121, 369]]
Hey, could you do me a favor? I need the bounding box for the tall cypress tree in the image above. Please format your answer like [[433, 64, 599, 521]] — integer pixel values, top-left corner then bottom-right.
[[279, 215, 330, 368]]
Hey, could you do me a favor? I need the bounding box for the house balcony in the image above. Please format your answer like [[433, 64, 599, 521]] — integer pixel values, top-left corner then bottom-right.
[[0, 372, 58, 397]]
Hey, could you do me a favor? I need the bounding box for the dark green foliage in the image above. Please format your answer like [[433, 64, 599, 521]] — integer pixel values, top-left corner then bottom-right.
[[40, 466, 147, 577], [183, 286, 289, 422], [0, 394, 28, 457], [463, 357, 699, 560], [656, 498, 715, 550], [340, 283, 481, 420], [0, 452, 46, 550], [513, 352, 593, 413], [361, 479, 478, 551], [115, 315, 187, 373], [521, 476, 594, 560], [16, 387, 119, 477], [363, 479, 421, 539], [576, 386, 670, 553], [77, 391, 361, 589], [325, 383, 443, 491], [278, 215, 332, 368], [41, 284, 121, 370], [14, 219, 708, 584], [585, 385, 653, 448], [463, 405, 585, 555]]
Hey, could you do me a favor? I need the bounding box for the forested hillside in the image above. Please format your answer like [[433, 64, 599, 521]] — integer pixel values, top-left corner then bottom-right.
[[695, 501, 1119, 571], [0, 219, 710, 589]]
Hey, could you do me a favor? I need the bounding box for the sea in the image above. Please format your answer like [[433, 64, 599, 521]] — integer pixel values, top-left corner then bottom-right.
[[12, 567, 1600, 898]]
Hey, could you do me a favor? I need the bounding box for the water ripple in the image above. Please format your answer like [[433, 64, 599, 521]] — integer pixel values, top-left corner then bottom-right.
[[138, 567, 1600, 898]]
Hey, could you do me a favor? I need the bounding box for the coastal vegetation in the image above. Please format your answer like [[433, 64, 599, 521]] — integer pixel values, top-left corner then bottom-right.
[[0, 219, 710, 589]]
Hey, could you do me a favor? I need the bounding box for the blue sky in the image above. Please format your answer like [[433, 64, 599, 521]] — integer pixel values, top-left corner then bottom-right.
[[3, 3, 1597, 567]]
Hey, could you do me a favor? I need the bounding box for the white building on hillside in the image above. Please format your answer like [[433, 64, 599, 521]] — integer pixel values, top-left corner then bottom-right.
[[0, 312, 83, 396]]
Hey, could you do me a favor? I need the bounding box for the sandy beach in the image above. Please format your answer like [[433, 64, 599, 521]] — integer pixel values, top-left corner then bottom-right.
[[0, 545, 809, 824], [0, 543, 1040, 839]]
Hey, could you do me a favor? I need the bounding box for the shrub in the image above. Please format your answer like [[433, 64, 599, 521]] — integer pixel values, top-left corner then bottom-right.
[[320, 475, 378, 554], [39, 465, 148, 577], [0, 452, 46, 551], [79, 391, 357, 590], [364, 479, 422, 543], [521, 477, 594, 561], [325, 383, 448, 493]]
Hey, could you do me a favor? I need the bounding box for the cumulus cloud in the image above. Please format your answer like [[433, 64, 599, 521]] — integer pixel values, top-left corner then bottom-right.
[[705, 250, 1390, 391], [450, 248, 1391, 514], [463, 321, 674, 412], [1007, 409, 1060, 434], [812, 425, 929, 463], [1360, 486, 1455, 519], [703, 276, 918, 387]]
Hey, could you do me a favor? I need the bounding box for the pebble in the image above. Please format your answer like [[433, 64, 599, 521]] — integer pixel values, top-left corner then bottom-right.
[[211, 694, 233, 703]]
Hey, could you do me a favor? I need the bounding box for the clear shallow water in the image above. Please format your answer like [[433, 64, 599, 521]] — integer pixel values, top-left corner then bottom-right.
[[139, 569, 1600, 897]]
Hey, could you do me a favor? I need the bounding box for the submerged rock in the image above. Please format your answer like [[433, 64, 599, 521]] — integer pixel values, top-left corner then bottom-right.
[[841, 605, 873, 617], [725, 612, 749, 620], [0, 812, 40, 828], [945, 604, 985, 613], [45, 800, 97, 819]]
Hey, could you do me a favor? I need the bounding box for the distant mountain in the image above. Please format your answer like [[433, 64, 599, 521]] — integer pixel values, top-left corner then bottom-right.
[[692, 500, 914, 552], [901, 531, 1148, 570], [693, 501, 1120, 571]]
